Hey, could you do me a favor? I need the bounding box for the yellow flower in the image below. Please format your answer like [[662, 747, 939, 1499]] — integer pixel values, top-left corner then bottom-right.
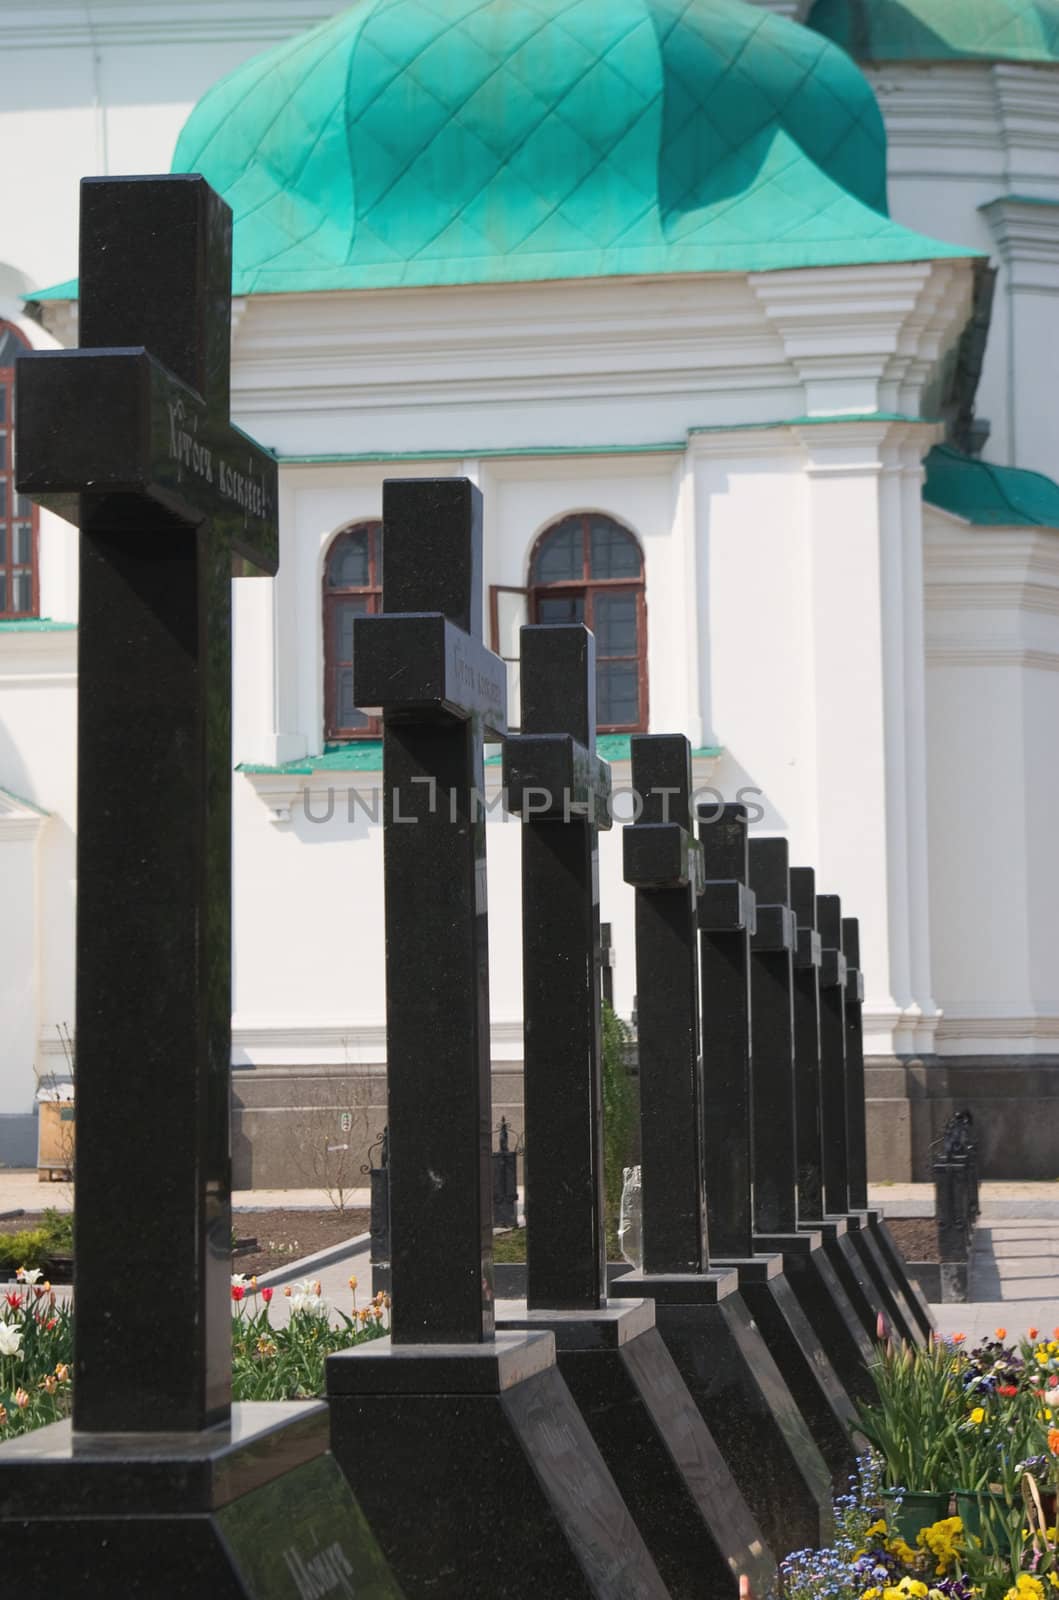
[[1004, 1578, 1044, 1600], [1047, 1577, 1059, 1592], [887, 1538, 919, 1566], [860, 1589, 882, 1600], [970, 1406, 986, 1425], [54, 1362, 69, 1383], [866, 1520, 888, 1538]]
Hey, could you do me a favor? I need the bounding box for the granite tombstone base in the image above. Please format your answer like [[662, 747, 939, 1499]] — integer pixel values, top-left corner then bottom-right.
[[327, 1330, 669, 1600], [0, 1403, 399, 1600], [755, 1230, 877, 1405], [500, 1298, 775, 1600], [610, 1269, 833, 1559], [865, 1209, 935, 1340], [802, 1217, 885, 1345], [713, 1251, 860, 1487], [845, 1212, 925, 1346]]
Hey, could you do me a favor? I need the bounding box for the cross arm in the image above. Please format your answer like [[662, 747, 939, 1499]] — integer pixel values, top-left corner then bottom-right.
[[16, 347, 278, 577]]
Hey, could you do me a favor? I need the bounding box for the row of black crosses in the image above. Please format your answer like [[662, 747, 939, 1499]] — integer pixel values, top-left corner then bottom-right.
[[15, 175, 924, 1469]]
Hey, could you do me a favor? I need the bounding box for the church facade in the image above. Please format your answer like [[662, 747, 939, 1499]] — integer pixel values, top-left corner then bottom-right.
[[3, 0, 1059, 1180]]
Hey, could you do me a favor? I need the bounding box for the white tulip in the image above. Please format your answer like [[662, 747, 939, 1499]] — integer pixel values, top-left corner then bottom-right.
[[0, 1322, 23, 1356]]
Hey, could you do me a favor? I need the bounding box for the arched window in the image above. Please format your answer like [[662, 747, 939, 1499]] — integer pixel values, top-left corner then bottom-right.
[[0, 322, 38, 619], [323, 520, 383, 741], [529, 513, 647, 732]]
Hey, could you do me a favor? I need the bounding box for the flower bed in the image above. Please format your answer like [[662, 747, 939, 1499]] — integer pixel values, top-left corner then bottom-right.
[[0, 1266, 387, 1442], [784, 1328, 1059, 1599]]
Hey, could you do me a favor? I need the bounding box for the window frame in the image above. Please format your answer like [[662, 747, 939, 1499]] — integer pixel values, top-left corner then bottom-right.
[[527, 512, 648, 734], [0, 323, 40, 621], [322, 519, 384, 742]]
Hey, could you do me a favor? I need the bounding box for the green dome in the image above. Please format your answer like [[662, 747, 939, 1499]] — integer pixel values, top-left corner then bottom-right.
[[170, 0, 968, 294], [809, 0, 1059, 64]]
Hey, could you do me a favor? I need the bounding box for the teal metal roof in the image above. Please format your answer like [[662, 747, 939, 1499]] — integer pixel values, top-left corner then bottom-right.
[[238, 735, 723, 775], [924, 445, 1059, 527], [809, 0, 1059, 64], [152, 0, 969, 297]]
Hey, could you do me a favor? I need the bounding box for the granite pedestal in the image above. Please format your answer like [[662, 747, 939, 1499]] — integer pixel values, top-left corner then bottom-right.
[[0, 1406, 396, 1600], [611, 1269, 834, 1559], [329, 1332, 670, 1600], [501, 1299, 774, 1600], [756, 1229, 877, 1405]]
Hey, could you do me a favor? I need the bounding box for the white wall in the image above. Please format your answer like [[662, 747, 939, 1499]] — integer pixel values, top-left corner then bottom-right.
[[925, 507, 1059, 1053], [1, 2, 347, 293]]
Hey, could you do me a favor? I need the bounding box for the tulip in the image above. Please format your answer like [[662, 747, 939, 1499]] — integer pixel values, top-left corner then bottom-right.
[[0, 1323, 23, 1356], [5, 1293, 22, 1310], [15, 1267, 42, 1285], [231, 1285, 246, 1303], [261, 1287, 273, 1305], [14, 1388, 29, 1409]]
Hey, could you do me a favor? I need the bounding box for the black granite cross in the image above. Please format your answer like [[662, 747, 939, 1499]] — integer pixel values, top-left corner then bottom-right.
[[842, 917, 869, 1212], [353, 478, 506, 1343], [623, 737, 707, 1275], [817, 895, 850, 1218], [503, 625, 611, 1309], [697, 803, 757, 1260], [748, 839, 800, 1235], [790, 868, 825, 1223], [16, 176, 278, 1435]]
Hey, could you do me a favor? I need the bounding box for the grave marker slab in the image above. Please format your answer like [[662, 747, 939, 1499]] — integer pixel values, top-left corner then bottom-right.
[[616, 759, 833, 1559], [0, 174, 398, 1598], [503, 674, 770, 1600], [838, 916, 929, 1346], [809, 895, 895, 1343], [697, 803, 756, 1261], [706, 836, 860, 1485], [328, 486, 670, 1600], [842, 916, 933, 1340]]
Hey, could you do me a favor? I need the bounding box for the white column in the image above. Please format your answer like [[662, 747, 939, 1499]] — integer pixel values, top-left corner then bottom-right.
[[982, 198, 1059, 478], [796, 421, 939, 1055], [0, 795, 48, 1116]]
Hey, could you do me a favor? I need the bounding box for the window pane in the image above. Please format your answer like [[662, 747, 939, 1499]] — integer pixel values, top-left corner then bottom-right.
[[0, 430, 7, 469], [532, 519, 582, 584], [0, 479, 6, 519], [0, 387, 7, 424], [14, 523, 31, 563], [0, 525, 5, 563], [598, 661, 639, 727], [16, 494, 30, 517], [590, 518, 641, 580], [337, 667, 369, 730], [328, 529, 370, 588], [537, 593, 584, 624], [0, 573, 6, 611], [336, 596, 368, 660], [594, 591, 637, 655], [13, 569, 32, 614]]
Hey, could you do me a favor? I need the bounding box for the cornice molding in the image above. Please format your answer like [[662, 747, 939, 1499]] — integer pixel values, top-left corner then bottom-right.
[[981, 198, 1059, 290], [224, 262, 974, 456]]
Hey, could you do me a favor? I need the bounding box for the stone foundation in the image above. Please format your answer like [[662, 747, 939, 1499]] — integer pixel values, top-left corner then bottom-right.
[[866, 1055, 1059, 1180], [231, 1062, 526, 1190]]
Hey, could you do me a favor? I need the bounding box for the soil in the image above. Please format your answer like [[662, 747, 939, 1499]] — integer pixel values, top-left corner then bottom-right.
[[1, 1207, 369, 1284], [885, 1215, 938, 1263]]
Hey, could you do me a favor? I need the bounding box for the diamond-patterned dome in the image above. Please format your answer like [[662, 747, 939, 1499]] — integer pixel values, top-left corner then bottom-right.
[[170, 0, 968, 293], [809, 0, 1059, 63]]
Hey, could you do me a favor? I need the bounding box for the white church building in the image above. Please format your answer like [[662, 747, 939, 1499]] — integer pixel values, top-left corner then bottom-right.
[[3, 0, 1059, 1181]]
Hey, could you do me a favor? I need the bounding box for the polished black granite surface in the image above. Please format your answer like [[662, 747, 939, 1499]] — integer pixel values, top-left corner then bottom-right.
[[329, 1333, 670, 1599], [500, 1300, 775, 1600]]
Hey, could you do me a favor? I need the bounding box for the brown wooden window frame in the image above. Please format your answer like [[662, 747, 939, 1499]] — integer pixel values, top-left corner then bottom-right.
[[528, 512, 648, 734], [0, 322, 40, 621], [323, 519, 383, 742]]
